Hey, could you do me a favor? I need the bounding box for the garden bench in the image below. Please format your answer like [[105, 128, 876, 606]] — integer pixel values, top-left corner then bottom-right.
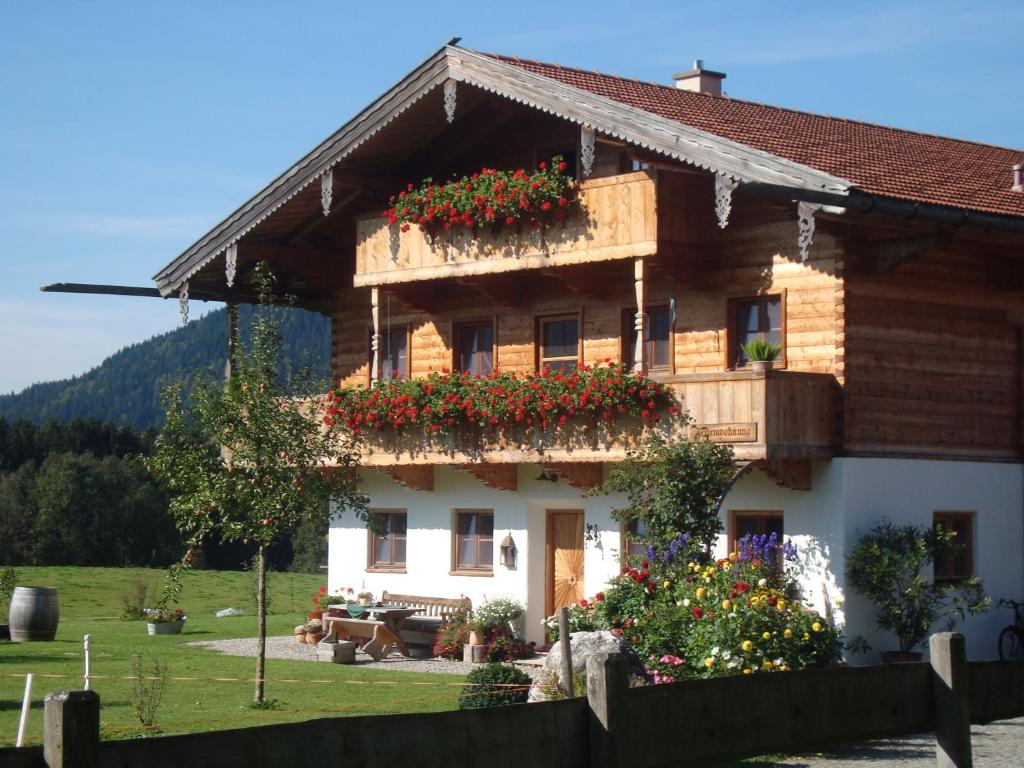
[[380, 592, 471, 647]]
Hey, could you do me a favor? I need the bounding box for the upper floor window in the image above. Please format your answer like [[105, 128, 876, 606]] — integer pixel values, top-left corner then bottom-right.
[[624, 305, 672, 371], [934, 511, 975, 583], [368, 510, 407, 571], [539, 315, 579, 374], [729, 295, 784, 368], [377, 326, 409, 380], [453, 509, 494, 574], [456, 321, 494, 376]]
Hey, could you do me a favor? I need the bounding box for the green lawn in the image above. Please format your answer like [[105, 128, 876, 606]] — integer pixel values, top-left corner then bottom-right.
[[0, 567, 463, 745]]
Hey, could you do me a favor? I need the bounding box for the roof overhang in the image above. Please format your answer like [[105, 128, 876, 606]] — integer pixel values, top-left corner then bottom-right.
[[152, 45, 853, 298]]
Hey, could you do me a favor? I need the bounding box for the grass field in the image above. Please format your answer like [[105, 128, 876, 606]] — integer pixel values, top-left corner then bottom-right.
[[0, 566, 463, 745]]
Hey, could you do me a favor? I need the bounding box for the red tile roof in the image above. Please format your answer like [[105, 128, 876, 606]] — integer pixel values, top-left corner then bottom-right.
[[489, 53, 1024, 219]]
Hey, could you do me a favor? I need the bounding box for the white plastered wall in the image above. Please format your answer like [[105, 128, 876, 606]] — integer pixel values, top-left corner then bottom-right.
[[328, 463, 627, 645]]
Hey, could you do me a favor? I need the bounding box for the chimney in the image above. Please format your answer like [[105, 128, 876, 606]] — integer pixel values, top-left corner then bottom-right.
[[1013, 163, 1024, 193], [672, 59, 726, 96]]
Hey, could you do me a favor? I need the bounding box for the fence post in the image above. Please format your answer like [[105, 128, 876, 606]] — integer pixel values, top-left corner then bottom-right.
[[586, 652, 628, 768], [930, 632, 972, 768], [43, 690, 100, 768], [559, 607, 574, 696]]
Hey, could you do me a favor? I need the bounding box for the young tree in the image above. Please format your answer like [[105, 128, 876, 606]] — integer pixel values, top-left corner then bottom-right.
[[595, 431, 735, 558], [147, 265, 368, 704]]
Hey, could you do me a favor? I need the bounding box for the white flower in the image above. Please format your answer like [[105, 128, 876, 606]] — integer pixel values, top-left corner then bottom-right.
[[757, 578, 767, 588], [704, 577, 711, 583], [711, 646, 720, 657], [727, 658, 740, 668], [682, 598, 691, 607], [722, 650, 732, 661], [728, 612, 737, 620]]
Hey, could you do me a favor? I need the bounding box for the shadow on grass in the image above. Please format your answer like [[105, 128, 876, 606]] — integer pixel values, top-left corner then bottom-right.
[[0, 700, 44, 712]]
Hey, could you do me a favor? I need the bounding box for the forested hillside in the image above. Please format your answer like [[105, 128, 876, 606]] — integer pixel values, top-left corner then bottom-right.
[[0, 305, 330, 429]]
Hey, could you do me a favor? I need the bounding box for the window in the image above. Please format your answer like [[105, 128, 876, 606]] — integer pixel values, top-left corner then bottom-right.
[[377, 326, 409, 380], [729, 511, 784, 557], [455, 321, 494, 375], [623, 305, 672, 371], [934, 512, 975, 583], [367, 511, 407, 570], [729, 294, 784, 368], [622, 518, 649, 561], [453, 510, 494, 574], [539, 315, 580, 374]]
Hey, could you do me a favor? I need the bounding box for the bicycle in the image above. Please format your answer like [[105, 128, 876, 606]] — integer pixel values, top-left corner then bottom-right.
[[997, 599, 1024, 660]]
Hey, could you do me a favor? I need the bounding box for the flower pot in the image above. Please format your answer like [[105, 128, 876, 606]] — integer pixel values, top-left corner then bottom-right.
[[468, 630, 484, 646], [147, 618, 186, 635], [880, 650, 923, 664], [8, 586, 59, 642], [306, 631, 325, 645], [751, 360, 773, 372]]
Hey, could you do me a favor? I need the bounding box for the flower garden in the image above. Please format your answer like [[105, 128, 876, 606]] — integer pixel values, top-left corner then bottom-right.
[[549, 532, 842, 684]]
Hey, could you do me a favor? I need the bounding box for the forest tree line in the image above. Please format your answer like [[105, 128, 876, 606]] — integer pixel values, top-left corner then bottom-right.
[[0, 417, 326, 571]]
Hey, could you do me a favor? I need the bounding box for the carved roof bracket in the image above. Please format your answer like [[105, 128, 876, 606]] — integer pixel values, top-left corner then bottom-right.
[[225, 243, 237, 288], [543, 462, 604, 491], [715, 173, 739, 229], [443, 79, 457, 123], [384, 465, 434, 491], [320, 168, 333, 216], [454, 463, 517, 491], [580, 126, 596, 178], [797, 201, 821, 262], [178, 281, 189, 324]]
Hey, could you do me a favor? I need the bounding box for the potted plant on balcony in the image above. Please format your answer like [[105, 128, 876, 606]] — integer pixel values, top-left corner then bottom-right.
[[846, 520, 990, 662], [739, 339, 781, 372]]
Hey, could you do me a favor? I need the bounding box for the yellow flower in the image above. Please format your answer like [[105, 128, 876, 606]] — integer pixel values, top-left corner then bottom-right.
[[704, 657, 715, 668], [812, 622, 822, 633], [776, 599, 787, 611], [663, 580, 671, 589], [742, 668, 752, 675], [779, 665, 790, 672], [729, 552, 738, 562], [722, 562, 732, 571], [695, 587, 706, 600], [722, 599, 732, 611], [763, 660, 774, 669], [783, 629, 794, 640], [803, 632, 811, 640], [741, 640, 753, 652], [762, 632, 771, 641]]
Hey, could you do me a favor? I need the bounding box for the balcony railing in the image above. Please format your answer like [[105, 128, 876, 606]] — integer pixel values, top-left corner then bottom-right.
[[350, 370, 836, 467], [353, 171, 658, 287]]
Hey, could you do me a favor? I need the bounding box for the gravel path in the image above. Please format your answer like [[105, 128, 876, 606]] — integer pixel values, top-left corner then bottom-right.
[[187, 635, 543, 678], [765, 717, 1024, 767]]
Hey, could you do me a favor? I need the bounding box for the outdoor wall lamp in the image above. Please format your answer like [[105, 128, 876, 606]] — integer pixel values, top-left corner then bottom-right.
[[535, 467, 559, 483], [500, 533, 518, 568]]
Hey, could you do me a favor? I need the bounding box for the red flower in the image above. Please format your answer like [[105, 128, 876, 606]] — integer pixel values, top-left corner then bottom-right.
[[539, 161, 547, 169], [692, 607, 704, 620], [647, 580, 656, 591], [595, 591, 605, 601], [557, 161, 567, 171]]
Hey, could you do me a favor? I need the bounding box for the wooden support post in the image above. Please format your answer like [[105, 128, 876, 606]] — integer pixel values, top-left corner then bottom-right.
[[370, 287, 381, 384], [632, 257, 646, 375], [931, 632, 972, 768], [559, 607, 573, 697], [586, 652, 628, 768], [225, 301, 239, 380], [43, 690, 100, 768]]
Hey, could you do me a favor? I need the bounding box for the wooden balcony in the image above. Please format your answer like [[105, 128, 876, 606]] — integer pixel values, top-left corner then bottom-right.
[[352, 370, 836, 473], [353, 171, 661, 288]]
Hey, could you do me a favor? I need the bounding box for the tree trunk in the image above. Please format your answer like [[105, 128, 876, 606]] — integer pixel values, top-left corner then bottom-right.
[[254, 544, 267, 704]]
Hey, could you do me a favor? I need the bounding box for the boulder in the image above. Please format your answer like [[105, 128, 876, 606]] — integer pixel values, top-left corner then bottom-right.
[[527, 630, 647, 702]]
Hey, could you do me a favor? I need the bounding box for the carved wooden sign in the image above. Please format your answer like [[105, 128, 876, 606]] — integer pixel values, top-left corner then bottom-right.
[[689, 422, 758, 443]]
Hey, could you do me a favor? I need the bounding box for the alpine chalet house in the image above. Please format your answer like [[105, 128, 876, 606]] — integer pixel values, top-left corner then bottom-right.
[[144, 45, 1024, 658]]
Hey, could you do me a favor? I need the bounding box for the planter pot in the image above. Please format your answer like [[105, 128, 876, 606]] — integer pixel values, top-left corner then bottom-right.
[[881, 650, 923, 664], [8, 586, 59, 642], [147, 618, 186, 636], [751, 360, 774, 372], [468, 630, 484, 646], [306, 631, 325, 645]]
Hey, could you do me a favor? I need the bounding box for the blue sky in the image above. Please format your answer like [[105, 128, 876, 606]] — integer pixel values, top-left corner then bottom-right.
[[2, 1, 1022, 393]]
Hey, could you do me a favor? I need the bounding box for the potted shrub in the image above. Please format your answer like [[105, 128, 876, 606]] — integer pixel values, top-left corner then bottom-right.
[[146, 607, 187, 635], [303, 618, 325, 645], [466, 618, 485, 647], [294, 624, 308, 644], [357, 590, 374, 607], [846, 520, 990, 662], [739, 339, 781, 371], [474, 597, 526, 640]]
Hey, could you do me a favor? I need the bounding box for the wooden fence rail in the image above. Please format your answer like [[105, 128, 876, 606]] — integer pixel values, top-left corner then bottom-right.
[[2, 632, 1022, 768]]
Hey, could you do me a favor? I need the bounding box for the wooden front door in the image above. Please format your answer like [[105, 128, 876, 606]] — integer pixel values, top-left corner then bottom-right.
[[546, 510, 585, 617]]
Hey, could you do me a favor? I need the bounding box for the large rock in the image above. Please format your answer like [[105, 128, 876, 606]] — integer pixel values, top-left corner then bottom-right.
[[527, 631, 647, 702]]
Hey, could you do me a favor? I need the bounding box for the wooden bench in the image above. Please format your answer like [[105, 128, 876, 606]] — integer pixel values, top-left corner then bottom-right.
[[322, 617, 401, 662], [380, 592, 471, 647]]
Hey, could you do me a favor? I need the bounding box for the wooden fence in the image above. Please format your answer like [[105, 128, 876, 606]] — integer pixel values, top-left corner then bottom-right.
[[3, 633, 1022, 768]]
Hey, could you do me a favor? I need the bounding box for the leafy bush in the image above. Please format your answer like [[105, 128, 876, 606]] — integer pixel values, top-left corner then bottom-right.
[[542, 601, 597, 642], [593, 532, 841, 681], [474, 597, 525, 637], [458, 663, 532, 709], [120, 575, 159, 620], [485, 635, 535, 662], [432, 598, 472, 660], [846, 520, 989, 652]]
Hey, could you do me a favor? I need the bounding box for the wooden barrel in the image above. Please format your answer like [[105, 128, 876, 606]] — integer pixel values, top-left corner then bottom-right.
[[8, 586, 59, 642]]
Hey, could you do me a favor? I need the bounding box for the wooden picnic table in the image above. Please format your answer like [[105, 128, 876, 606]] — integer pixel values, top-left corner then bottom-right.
[[324, 604, 424, 659]]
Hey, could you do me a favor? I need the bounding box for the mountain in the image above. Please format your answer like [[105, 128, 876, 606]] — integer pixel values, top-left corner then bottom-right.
[[0, 306, 330, 429]]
